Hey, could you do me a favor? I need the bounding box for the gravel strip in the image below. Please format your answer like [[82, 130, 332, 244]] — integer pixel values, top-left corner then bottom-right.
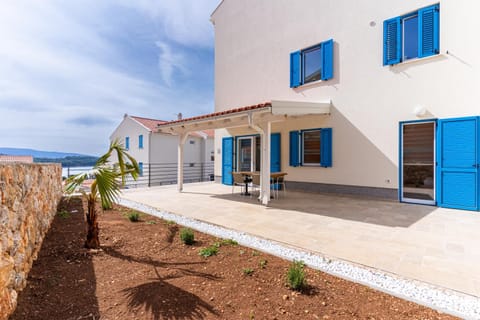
[[119, 197, 480, 320]]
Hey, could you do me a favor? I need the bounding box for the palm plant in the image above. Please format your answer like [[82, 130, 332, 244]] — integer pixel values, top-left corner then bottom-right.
[[65, 139, 139, 249]]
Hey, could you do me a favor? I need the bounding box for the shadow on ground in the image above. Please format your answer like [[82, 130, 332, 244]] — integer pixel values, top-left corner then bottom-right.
[[123, 267, 218, 320], [10, 197, 100, 320], [213, 190, 436, 228]]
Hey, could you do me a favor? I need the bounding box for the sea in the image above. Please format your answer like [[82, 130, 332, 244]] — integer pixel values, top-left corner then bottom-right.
[[61, 166, 93, 178]]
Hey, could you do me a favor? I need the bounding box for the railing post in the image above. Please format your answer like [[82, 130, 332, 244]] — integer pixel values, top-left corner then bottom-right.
[[148, 163, 151, 187]]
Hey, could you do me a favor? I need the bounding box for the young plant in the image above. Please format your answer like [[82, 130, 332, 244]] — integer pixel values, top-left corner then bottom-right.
[[259, 259, 268, 269], [287, 260, 307, 291], [199, 245, 218, 257], [127, 211, 141, 222], [57, 210, 70, 219], [242, 268, 254, 276], [180, 228, 195, 245], [221, 239, 238, 246], [145, 220, 157, 225]]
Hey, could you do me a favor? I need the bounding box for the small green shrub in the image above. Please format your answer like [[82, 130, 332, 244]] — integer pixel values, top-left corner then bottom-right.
[[180, 228, 195, 245], [242, 268, 254, 276], [221, 239, 238, 246], [259, 259, 268, 269], [166, 220, 176, 225], [127, 212, 140, 222], [199, 245, 218, 257], [145, 220, 157, 225], [212, 241, 221, 248], [287, 260, 307, 291], [57, 210, 70, 219], [252, 250, 260, 256]]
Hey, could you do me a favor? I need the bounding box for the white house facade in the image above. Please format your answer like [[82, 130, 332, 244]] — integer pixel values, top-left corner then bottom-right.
[[110, 114, 214, 186], [156, 0, 480, 210]]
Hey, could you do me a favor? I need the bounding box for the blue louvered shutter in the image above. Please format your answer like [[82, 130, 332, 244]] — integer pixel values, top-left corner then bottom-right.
[[320, 128, 332, 167], [321, 39, 334, 80], [290, 51, 301, 88], [125, 136, 130, 149], [289, 131, 300, 167], [383, 17, 401, 65], [418, 4, 439, 58]]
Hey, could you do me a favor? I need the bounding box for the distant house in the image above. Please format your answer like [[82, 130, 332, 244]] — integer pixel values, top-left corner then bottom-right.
[[0, 155, 33, 163], [110, 114, 214, 186]]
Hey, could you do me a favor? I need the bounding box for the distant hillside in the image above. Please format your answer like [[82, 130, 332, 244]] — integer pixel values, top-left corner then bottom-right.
[[0, 147, 93, 159], [34, 155, 99, 167]]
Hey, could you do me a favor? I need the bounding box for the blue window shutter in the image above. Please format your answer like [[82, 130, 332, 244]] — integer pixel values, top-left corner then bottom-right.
[[125, 136, 130, 149], [290, 50, 301, 88], [418, 4, 439, 58], [139, 135, 143, 148], [321, 39, 334, 80], [320, 128, 332, 167], [383, 17, 401, 65], [139, 162, 143, 176], [289, 131, 300, 167]]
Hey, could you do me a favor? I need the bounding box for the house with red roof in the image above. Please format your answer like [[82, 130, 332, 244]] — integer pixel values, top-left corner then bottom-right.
[[110, 114, 214, 186]]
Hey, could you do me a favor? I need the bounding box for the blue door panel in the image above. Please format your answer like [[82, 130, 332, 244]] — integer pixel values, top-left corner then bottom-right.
[[441, 120, 476, 168], [222, 137, 233, 185], [440, 172, 477, 209], [270, 133, 281, 173], [437, 117, 480, 211]]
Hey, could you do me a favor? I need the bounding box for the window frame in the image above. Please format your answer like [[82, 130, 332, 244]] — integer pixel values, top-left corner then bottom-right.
[[290, 39, 334, 88], [301, 129, 322, 166], [383, 3, 439, 66], [289, 128, 332, 168]]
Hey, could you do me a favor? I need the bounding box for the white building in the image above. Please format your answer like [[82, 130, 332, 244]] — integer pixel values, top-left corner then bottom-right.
[[110, 114, 214, 186], [156, 0, 480, 210]]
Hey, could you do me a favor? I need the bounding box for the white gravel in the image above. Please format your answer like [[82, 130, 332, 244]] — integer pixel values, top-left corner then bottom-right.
[[119, 197, 480, 320]]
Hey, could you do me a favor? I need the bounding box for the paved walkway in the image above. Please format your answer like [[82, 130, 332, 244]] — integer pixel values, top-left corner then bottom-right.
[[121, 182, 480, 298]]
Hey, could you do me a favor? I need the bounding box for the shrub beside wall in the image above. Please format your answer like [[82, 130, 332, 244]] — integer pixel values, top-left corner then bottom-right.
[[0, 163, 62, 320]]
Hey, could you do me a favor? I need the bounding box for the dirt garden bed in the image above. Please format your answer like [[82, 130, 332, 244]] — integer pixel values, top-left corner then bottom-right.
[[11, 197, 457, 320]]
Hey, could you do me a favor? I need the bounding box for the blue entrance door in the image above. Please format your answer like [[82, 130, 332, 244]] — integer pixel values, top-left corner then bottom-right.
[[222, 137, 234, 185], [437, 117, 480, 211], [270, 133, 281, 173]]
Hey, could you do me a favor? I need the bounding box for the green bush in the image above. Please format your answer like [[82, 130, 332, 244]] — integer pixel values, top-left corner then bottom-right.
[[57, 210, 70, 219], [287, 260, 307, 291], [180, 228, 195, 245], [127, 212, 140, 222], [242, 268, 254, 276], [221, 239, 238, 246], [199, 245, 218, 257]]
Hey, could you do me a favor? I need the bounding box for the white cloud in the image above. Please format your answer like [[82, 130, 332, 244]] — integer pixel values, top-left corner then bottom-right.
[[117, 0, 219, 48], [0, 0, 218, 155]]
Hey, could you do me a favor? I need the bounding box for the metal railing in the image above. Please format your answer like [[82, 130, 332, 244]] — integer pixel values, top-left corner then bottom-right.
[[124, 162, 215, 188]]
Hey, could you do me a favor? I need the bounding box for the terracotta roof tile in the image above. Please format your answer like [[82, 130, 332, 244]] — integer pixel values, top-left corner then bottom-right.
[[130, 116, 167, 132], [156, 102, 272, 128]]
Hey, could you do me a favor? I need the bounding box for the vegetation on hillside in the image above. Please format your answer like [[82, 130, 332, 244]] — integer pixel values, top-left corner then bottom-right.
[[34, 155, 98, 167]]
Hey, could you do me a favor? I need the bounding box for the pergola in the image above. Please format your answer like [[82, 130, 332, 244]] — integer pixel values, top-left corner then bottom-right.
[[156, 100, 331, 205]]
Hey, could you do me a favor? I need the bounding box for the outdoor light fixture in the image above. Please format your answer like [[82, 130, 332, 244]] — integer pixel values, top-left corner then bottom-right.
[[413, 105, 427, 117]]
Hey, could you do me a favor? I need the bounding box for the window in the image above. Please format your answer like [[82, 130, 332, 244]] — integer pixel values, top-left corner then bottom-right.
[[125, 136, 130, 150], [138, 135, 143, 149], [289, 128, 332, 167], [138, 162, 143, 176], [290, 39, 334, 88], [383, 4, 439, 66]]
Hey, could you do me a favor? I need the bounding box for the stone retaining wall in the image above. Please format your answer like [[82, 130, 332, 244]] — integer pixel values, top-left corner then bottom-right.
[[0, 163, 62, 320]]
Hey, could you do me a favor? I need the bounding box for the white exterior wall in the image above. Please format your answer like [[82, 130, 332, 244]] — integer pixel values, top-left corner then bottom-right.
[[212, 0, 480, 189], [109, 117, 150, 164]]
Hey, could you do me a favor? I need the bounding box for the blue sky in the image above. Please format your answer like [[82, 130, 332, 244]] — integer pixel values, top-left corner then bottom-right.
[[0, 0, 219, 156]]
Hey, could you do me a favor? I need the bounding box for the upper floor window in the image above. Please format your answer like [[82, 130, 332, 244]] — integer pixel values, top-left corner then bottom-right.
[[290, 39, 334, 88], [383, 4, 439, 66], [138, 135, 143, 149], [125, 136, 130, 150]]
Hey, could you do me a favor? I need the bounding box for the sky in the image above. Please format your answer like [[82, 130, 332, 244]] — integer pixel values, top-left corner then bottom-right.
[[0, 0, 220, 156]]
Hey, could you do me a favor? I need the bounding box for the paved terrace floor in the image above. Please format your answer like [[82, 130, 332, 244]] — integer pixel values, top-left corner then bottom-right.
[[121, 182, 480, 298]]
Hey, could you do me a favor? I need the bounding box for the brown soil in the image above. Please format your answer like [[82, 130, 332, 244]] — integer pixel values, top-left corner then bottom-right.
[[11, 197, 458, 320]]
